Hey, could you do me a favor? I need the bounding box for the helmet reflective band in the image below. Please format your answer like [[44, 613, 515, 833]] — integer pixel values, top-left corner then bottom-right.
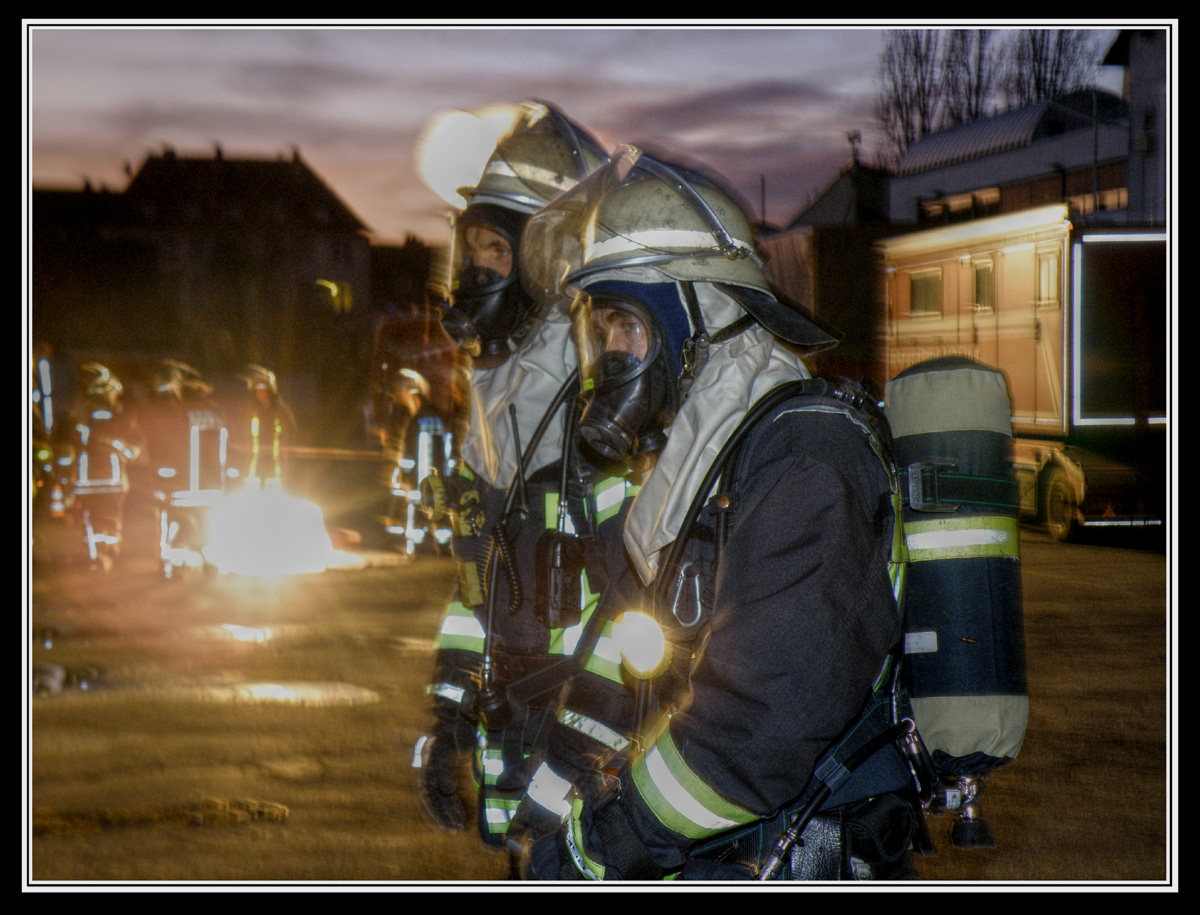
[[461, 103, 606, 213], [520, 148, 839, 353], [578, 163, 768, 293]]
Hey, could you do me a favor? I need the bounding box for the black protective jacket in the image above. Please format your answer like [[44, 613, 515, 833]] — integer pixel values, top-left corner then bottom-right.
[[531, 385, 914, 879]]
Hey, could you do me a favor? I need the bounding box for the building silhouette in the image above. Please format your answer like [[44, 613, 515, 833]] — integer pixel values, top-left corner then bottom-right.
[[759, 27, 1167, 391], [32, 146, 432, 446]]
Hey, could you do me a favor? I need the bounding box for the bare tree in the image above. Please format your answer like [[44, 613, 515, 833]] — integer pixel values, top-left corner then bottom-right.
[[941, 29, 1001, 126], [875, 29, 945, 167], [1000, 29, 1103, 107], [874, 27, 1109, 167]]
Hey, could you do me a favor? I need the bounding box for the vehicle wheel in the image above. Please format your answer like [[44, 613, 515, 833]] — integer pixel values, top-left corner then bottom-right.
[[1040, 466, 1076, 542]]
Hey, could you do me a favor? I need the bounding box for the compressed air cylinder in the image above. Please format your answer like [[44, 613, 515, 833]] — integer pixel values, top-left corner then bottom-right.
[[885, 356, 1028, 777]]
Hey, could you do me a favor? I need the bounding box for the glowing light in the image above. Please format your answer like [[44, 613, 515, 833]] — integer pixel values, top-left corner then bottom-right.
[[204, 488, 336, 577], [416, 104, 530, 208], [218, 624, 272, 643], [614, 611, 671, 680]]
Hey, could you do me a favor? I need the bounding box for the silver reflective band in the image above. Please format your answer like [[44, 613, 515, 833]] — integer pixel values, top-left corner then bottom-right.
[[427, 682, 466, 705], [527, 762, 575, 821], [411, 734, 429, 768], [440, 614, 486, 641], [594, 479, 626, 518], [484, 159, 579, 194], [558, 709, 631, 753], [904, 630, 938, 654], [590, 633, 622, 668], [906, 527, 1010, 550], [903, 516, 1019, 561], [586, 229, 754, 264], [485, 806, 513, 828]]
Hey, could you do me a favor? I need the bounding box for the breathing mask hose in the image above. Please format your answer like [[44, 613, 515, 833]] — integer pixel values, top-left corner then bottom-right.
[[478, 371, 580, 730], [654, 378, 812, 613], [757, 719, 916, 881], [496, 406, 527, 618], [535, 400, 586, 629]]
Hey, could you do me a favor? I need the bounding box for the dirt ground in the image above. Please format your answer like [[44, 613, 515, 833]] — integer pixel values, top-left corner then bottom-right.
[[26, 511, 1173, 890]]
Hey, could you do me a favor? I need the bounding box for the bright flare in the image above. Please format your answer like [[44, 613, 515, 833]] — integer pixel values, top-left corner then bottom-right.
[[615, 611, 671, 680], [416, 104, 530, 208], [204, 488, 336, 577]]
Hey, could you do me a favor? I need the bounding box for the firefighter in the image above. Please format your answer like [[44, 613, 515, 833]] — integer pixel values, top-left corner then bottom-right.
[[232, 364, 296, 491], [137, 360, 227, 576], [378, 366, 436, 551], [514, 149, 921, 881], [411, 101, 625, 844], [59, 363, 144, 571]]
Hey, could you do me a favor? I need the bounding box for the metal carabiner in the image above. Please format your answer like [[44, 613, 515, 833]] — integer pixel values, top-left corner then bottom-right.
[[668, 560, 704, 628]]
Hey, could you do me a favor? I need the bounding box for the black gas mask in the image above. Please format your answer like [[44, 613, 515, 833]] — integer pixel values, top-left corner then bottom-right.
[[572, 284, 689, 464], [441, 204, 537, 363]]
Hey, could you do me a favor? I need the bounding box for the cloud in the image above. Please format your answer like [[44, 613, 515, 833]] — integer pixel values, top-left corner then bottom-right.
[[28, 24, 897, 240]]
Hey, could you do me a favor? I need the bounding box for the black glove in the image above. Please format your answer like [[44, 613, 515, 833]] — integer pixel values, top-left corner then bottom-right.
[[519, 794, 664, 881], [413, 734, 465, 832], [505, 790, 569, 865], [523, 823, 586, 881]]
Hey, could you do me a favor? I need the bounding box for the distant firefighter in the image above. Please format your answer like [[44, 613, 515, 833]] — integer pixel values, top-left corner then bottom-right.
[[230, 364, 297, 491], [58, 362, 145, 571], [136, 359, 229, 578]]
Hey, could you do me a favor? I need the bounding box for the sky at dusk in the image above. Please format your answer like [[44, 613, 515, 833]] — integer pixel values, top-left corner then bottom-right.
[[25, 21, 1130, 247]]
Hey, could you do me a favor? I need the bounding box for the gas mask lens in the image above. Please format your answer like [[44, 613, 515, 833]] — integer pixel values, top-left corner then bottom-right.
[[572, 292, 669, 462], [443, 214, 529, 358], [571, 292, 654, 390]]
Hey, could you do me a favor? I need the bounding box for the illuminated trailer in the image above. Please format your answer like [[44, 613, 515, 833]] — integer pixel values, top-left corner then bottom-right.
[[880, 204, 1167, 540]]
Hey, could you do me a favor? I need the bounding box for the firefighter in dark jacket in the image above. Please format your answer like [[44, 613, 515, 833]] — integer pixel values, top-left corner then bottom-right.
[[514, 148, 920, 881], [411, 101, 620, 843]]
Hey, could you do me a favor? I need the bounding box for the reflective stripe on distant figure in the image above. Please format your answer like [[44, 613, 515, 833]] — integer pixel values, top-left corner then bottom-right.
[[903, 515, 1019, 562], [631, 720, 759, 841]]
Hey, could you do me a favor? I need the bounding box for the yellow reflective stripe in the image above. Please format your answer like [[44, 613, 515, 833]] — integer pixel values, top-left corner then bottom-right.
[[593, 476, 629, 524], [564, 797, 605, 879], [480, 746, 505, 783], [433, 601, 486, 654], [582, 623, 625, 684], [904, 515, 1019, 562], [889, 487, 909, 608], [631, 721, 758, 841], [549, 571, 599, 656], [482, 796, 521, 833]]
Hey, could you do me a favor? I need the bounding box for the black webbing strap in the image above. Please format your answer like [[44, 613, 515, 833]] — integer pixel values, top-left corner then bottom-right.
[[592, 796, 663, 880]]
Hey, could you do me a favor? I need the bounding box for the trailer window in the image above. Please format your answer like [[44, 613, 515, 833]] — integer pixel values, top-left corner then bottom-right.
[[973, 261, 995, 312], [909, 269, 942, 317], [1037, 251, 1060, 308]]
